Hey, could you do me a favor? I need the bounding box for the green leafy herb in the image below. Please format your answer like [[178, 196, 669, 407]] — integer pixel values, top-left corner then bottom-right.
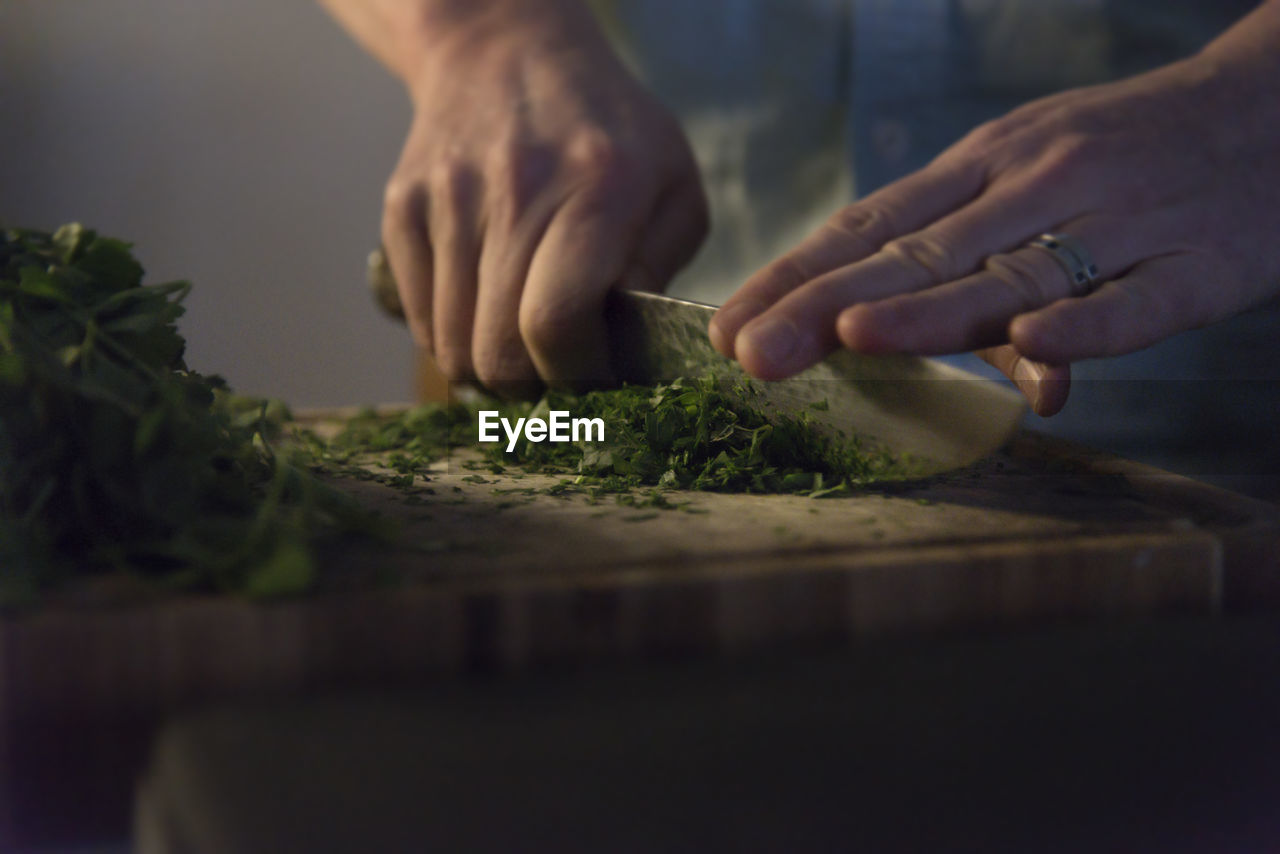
[[316, 377, 914, 505], [484, 378, 909, 494], [0, 224, 372, 606]]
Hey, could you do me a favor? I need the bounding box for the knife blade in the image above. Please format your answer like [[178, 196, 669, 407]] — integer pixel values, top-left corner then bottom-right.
[[368, 248, 1025, 474]]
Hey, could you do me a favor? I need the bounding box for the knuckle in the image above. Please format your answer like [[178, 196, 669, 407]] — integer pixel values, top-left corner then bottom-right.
[[432, 344, 473, 383], [489, 141, 556, 214], [472, 340, 533, 387], [751, 253, 813, 298], [427, 159, 478, 209], [963, 116, 1017, 150], [986, 252, 1058, 307], [381, 178, 425, 232], [518, 298, 582, 353], [827, 204, 896, 250], [565, 130, 629, 186], [1034, 134, 1102, 184], [881, 232, 965, 283], [961, 120, 1002, 151], [953, 117, 1028, 170]]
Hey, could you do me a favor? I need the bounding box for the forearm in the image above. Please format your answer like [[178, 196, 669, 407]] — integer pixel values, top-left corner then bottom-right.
[[316, 0, 608, 89], [1186, 0, 1280, 155], [1200, 0, 1280, 72]]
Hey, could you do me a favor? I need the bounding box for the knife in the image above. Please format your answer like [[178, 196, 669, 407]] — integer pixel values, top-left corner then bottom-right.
[[367, 248, 1025, 474]]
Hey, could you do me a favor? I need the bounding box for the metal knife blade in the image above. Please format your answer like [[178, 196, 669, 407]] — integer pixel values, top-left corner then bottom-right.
[[605, 289, 1025, 474], [368, 248, 1025, 474]]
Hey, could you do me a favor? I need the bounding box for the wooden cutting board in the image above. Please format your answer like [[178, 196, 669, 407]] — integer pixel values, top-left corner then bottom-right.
[[2, 425, 1279, 847]]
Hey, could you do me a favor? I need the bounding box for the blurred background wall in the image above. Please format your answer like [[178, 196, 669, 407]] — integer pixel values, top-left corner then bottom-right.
[[0, 1, 414, 407]]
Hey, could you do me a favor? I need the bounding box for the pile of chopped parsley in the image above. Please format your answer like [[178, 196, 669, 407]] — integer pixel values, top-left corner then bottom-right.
[[485, 380, 907, 495], [309, 378, 913, 502]]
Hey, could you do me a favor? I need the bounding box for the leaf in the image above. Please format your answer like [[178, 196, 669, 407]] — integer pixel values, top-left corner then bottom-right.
[[92, 280, 190, 316], [16, 267, 72, 303], [100, 311, 162, 335], [781, 472, 815, 491], [77, 236, 145, 292], [134, 405, 167, 456], [579, 446, 614, 471], [51, 222, 92, 264], [0, 352, 26, 384], [243, 536, 314, 598]]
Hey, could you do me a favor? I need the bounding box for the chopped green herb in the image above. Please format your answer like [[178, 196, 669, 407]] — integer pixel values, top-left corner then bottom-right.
[[325, 377, 914, 506]]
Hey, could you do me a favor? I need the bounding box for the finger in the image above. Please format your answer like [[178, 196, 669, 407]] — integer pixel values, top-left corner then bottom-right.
[[709, 157, 985, 357], [471, 193, 562, 397], [976, 345, 1071, 417], [628, 178, 710, 293], [1009, 253, 1220, 364], [429, 166, 484, 382], [520, 188, 646, 387], [836, 215, 1143, 355], [732, 183, 1078, 380], [381, 181, 434, 351]]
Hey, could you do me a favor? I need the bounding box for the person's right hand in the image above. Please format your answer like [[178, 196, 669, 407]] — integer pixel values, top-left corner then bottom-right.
[[380, 0, 707, 394]]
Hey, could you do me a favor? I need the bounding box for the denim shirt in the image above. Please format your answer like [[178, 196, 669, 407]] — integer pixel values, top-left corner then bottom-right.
[[591, 0, 1253, 302]]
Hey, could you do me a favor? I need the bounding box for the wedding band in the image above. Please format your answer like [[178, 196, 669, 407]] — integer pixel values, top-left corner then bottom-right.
[[1028, 233, 1101, 296]]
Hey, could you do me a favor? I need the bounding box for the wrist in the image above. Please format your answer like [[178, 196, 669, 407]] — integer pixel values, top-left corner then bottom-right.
[[1175, 46, 1280, 159], [1193, 2, 1280, 110], [393, 0, 609, 93]]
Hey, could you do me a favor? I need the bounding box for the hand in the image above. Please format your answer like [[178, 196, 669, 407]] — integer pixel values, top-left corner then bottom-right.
[[709, 43, 1280, 416], [380, 2, 707, 394]]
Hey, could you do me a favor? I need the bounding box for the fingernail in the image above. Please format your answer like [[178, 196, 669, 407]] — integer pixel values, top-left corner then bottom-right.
[[709, 301, 764, 355], [1012, 358, 1043, 412], [740, 315, 800, 373]]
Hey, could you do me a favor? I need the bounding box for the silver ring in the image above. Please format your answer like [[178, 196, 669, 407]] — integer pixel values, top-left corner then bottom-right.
[[1027, 233, 1101, 296]]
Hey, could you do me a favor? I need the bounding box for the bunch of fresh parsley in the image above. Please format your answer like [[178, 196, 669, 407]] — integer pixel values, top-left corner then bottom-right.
[[0, 224, 362, 606]]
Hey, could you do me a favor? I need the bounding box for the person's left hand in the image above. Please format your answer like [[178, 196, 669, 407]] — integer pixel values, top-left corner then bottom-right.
[[708, 52, 1280, 416]]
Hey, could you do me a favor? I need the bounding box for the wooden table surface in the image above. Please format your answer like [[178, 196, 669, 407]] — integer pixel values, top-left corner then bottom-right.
[[132, 617, 1280, 853], [3, 427, 1279, 848]]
